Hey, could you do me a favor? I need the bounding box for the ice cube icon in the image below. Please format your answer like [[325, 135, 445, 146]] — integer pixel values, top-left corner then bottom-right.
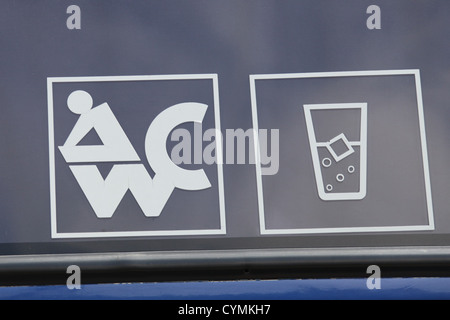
[[326, 133, 355, 163], [303, 103, 367, 201]]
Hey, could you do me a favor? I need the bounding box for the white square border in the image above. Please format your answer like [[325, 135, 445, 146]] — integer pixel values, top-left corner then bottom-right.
[[249, 69, 435, 235], [48, 74, 226, 239]]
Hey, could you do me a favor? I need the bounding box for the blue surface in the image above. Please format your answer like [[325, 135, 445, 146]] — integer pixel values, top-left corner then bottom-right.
[[1, 278, 450, 300]]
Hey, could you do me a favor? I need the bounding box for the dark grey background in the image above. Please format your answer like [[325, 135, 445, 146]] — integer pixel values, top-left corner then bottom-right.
[[1, 0, 450, 253]]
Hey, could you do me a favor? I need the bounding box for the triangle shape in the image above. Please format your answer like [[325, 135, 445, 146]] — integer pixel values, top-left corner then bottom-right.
[[76, 128, 104, 146], [96, 162, 116, 180]]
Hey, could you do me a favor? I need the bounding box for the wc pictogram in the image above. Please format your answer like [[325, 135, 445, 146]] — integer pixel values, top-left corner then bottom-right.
[[59, 90, 211, 219], [48, 74, 226, 238]]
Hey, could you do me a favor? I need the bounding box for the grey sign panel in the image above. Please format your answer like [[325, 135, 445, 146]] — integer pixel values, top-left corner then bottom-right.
[[48, 75, 225, 238], [251, 70, 433, 235], [1, 0, 450, 283]]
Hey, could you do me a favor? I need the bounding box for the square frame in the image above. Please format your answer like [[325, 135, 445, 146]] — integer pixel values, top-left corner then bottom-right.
[[48, 74, 226, 239], [250, 69, 435, 235]]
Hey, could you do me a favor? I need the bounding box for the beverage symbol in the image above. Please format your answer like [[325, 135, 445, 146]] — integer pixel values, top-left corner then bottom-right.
[[303, 103, 367, 201]]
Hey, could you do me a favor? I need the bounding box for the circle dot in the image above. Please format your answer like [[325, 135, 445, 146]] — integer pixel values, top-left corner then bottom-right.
[[322, 157, 332, 168], [67, 90, 93, 114]]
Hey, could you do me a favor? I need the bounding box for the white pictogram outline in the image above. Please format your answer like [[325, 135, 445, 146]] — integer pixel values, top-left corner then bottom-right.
[[304, 103, 367, 201], [303, 103, 367, 201], [48, 74, 226, 239], [250, 69, 435, 235]]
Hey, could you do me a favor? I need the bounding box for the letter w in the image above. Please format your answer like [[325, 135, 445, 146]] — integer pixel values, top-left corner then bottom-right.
[[70, 164, 173, 218]]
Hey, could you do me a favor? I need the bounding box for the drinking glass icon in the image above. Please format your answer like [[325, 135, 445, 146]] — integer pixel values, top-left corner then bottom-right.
[[303, 103, 367, 201]]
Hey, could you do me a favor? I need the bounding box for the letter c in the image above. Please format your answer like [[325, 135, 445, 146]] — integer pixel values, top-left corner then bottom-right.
[[145, 102, 211, 190]]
